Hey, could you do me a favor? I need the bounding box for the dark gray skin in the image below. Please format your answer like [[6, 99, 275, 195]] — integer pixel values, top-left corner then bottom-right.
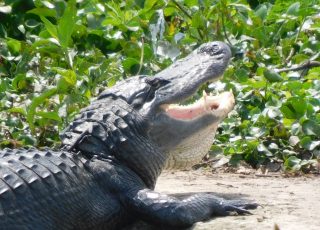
[[0, 42, 257, 229]]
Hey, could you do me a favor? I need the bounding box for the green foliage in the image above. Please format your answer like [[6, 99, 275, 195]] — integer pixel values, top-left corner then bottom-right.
[[0, 0, 319, 172]]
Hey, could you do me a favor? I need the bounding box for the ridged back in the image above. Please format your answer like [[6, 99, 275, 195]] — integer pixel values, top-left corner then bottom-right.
[[0, 148, 102, 228]]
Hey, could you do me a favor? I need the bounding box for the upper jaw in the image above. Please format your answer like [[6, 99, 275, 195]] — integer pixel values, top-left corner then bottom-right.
[[152, 41, 232, 107]]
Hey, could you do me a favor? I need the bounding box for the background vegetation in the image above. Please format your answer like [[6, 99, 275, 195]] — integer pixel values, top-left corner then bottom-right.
[[0, 0, 319, 172]]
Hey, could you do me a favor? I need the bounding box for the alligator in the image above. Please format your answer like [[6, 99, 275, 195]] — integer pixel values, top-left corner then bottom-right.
[[0, 41, 257, 229]]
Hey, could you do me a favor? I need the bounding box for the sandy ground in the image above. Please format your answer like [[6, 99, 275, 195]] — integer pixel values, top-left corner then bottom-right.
[[127, 170, 320, 230]]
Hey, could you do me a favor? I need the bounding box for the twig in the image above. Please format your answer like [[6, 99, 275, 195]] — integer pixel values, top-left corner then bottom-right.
[[171, 0, 204, 40], [137, 36, 144, 75], [285, 17, 306, 63], [255, 174, 279, 178], [310, 52, 320, 61], [192, 159, 219, 169], [221, 12, 232, 46], [275, 60, 320, 73], [171, 0, 191, 19], [4, 129, 13, 139]]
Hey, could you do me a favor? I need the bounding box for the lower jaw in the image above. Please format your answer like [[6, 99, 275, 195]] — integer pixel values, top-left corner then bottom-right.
[[159, 91, 235, 170]]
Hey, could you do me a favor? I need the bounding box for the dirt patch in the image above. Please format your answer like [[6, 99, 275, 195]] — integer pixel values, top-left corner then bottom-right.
[[127, 170, 320, 230]]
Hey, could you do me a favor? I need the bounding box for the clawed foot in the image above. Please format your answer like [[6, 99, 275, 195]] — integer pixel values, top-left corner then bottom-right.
[[210, 196, 258, 216]]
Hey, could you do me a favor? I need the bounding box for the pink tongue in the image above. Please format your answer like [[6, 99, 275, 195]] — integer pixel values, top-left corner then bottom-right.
[[166, 107, 207, 119], [166, 102, 220, 120]]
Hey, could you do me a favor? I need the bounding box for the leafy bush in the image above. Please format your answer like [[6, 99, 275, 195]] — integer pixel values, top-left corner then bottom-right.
[[0, 0, 319, 172]]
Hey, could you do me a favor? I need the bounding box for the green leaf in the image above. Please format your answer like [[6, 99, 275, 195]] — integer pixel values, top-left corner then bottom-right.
[[302, 119, 320, 136], [229, 3, 251, 12], [300, 136, 320, 151], [144, 0, 157, 10], [36, 111, 62, 121], [0, 5, 12, 14], [273, 124, 288, 138], [291, 98, 307, 116], [126, 20, 140, 32], [27, 8, 57, 18], [12, 74, 28, 91], [284, 156, 301, 171], [17, 135, 36, 146], [6, 107, 27, 116], [40, 16, 58, 40], [7, 38, 22, 55], [235, 68, 249, 82], [306, 67, 320, 80], [134, 0, 145, 8], [263, 69, 283, 82], [192, 12, 204, 29], [25, 19, 41, 28], [27, 88, 58, 134], [280, 97, 307, 119], [57, 0, 77, 48], [54, 67, 75, 81], [289, 136, 300, 146], [255, 4, 268, 21], [42, 1, 55, 9], [185, 0, 198, 7], [287, 2, 300, 16], [54, 69, 77, 93], [257, 143, 273, 157], [280, 105, 296, 119], [122, 57, 140, 74], [209, 145, 224, 156], [286, 81, 302, 91]]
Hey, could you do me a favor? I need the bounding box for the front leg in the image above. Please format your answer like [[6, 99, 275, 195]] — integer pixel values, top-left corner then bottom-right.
[[125, 188, 258, 228]]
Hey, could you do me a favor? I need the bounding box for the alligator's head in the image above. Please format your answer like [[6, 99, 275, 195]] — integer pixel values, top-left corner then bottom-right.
[[61, 41, 233, 187], [144, 41, 234, 169]]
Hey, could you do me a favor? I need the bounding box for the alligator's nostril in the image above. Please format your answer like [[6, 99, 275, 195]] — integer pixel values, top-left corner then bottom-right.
[[210, 103, 219, 110], [199, 44, 221, 56]]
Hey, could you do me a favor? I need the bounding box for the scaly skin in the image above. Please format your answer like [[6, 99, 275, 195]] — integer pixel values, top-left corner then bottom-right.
[[0, 42, 257, 229]]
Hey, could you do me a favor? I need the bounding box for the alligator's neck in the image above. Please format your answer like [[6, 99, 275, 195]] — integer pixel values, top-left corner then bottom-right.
[[62, 97, 165, 189]]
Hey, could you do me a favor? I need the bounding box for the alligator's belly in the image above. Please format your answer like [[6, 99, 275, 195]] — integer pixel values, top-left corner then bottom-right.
[[165, 123, 218, 169]]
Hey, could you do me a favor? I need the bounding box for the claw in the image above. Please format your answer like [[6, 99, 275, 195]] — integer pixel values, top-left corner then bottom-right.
[[226, 199, 258, 209], [241, 202, 259, 210], [226, 205, 252, 215], [209, 195, 258, 217], [223, 199, 258, 216]]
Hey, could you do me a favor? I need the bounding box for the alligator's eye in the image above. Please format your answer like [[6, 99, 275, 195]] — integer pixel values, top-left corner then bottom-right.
[[131, 78, 169, 109], [199, 44, 221, 56], [145, 77, 170, 89]]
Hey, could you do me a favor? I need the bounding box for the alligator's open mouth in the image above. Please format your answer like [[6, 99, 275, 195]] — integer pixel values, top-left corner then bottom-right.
[[162, 91, 235, 121]]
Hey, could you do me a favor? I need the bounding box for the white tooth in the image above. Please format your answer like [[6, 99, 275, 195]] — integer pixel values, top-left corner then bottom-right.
[[202, 90, 207, 97], [203, 91, 209, 110], [162, 104, 169, 110]]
